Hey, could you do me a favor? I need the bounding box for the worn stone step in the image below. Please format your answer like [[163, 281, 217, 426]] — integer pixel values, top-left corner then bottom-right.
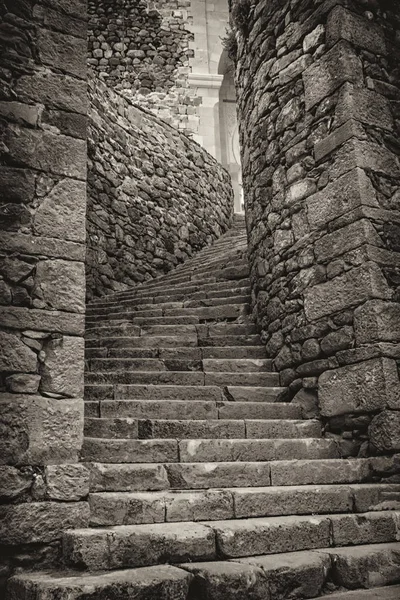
[[86, 371, 280, 387], [225, 386, 285, 402], [203, 372, 280, 387], [85, 371, 207, 386], [88, 294, 252, 316], [82, 438, 180, 463], [86, 314, 201, 326], [313, 586, 400, 600], [96, 384, 225, 401], [204, 511, 400, 560], [111, 277, 251, 302], [85, 399, 302, 421], [199, 323, 257, 336], [83, 416, 321, 441], [7, 565, 192, 600], [85, 335, 198, 350], [82, 438, 339, 464], [86, 457, 381, 494], [202, 346, 266, 359], [63, 511, 400, 571], [63, 521, 217, 571], [85, 324, 142, 339], [178, 438, 339, 463], [203, 358, 272, 372], [86, 346, 266, 360], [87, 358, 168, 372], [163, 303, 250, 319], [199, 335, 262, 347], [88, 484, 400, 527], [96, 399, 220, 420], [184, 543, 400, 600]]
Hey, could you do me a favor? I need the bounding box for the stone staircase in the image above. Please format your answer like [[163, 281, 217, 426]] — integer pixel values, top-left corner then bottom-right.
[[8, 215, 400, 599]]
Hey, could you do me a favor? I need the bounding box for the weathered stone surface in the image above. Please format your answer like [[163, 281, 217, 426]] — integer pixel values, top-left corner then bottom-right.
[[330, 512, 397, 547], [370, 411, 400, 452], [0, 167, 35, 203], [0, 331, 37, 373], [181, 561, 269, 600], [0, 232, 85, 262], [5, 373, 41, 394], [333, 139, 400, 180], [319, 543, 400, 590], [33, 179, 86, 243], [304, 263, 391, 321], [0, 306, 85, 335], [238, 549, 330, 599], [64, 522, 216, 570], [303, 41, 363, 110], [0, 466, 32, 500], [35, 260, 85, 313], [314, 220, 382, 262], [306, 168, 379, 230], [354, 300, 400, 345], [37, 29, 86, 79], [40, 335, 84, 398], [319, 358, 400, 417], [16, 72, 87, 114], [208, 515, 331, 558], [336, 83, 393, 131], [45, 464, 89, 501], [7, 566, 192, 600], [6, 128, 86, 180], [0, 501, 89, 544], [314, 119, 365, 163], [327, 6, 387, 55], [0, 394, 83, 465], [292, 389, 320, 419]]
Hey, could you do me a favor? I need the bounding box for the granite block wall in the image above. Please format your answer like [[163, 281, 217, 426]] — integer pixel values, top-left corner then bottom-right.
[[87, 77, 234, 300], [233, 0, 400, 457], [0, 0, 88, 588]]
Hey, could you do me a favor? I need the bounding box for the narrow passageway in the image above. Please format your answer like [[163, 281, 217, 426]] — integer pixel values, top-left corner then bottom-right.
[[9, 216, 400, 598]]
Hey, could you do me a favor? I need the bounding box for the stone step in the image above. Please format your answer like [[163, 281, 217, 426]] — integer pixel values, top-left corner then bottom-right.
[[85, 371, 280, 387], [87, 294, 251, 315], [62, 511, 400, 571], [184, 544, 400, 600], [106, 277, 251, 302], [63, 521, 217, 571], [85, 335, 198, 349], [202, 358, 272, 372], [85, 400, 302, 421], [88, 484, 400, 527], [86, 346, 266, 360], [86, 302, 250, 323], [82, 437, 339, 463], [86, 456, 384, 493], [88, 357, 273, 374], [198, 335, 262, 347], [6, 566, 192, 600], [8, 546, 400, 600], [84, 418, 321, 440], [86, 315, 201, 326], [85, 384, 225, 401], [86, 325, 142, 339]]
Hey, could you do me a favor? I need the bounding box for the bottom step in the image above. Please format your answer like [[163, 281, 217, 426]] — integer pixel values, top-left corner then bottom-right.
[[6, 544, 400, 599]]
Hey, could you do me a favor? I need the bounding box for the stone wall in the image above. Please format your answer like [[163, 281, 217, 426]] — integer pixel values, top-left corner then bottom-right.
[[234, 0, 400, 457], [0, 0, 88, 589], [88, 0, 198, 132], [87, 77, 234, 300]]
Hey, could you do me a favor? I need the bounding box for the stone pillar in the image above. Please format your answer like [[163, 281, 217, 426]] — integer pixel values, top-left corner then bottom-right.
[[188, 72, 224, 160], [0, 0, 89, 589], [234, 0, 400, 456]]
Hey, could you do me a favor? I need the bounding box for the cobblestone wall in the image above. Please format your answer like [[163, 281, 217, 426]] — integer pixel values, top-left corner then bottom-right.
[[234, 0, 400, 457], [87, 77, 234, 300], [0, 0, 88, 589], [88, 0, 199, 132]]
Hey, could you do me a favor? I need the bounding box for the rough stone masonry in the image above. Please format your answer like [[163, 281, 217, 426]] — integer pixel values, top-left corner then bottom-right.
[[234, 0, 400, 456], [0, 0, 89, 590]]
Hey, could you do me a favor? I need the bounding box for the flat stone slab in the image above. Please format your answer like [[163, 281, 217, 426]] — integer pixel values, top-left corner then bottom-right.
[[7, 565, 192, 600]]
